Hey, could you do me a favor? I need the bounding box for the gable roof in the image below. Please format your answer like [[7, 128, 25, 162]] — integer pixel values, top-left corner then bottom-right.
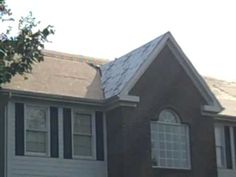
[[1, 32, 224, 114], [101, 32, 223, 113], [2, 50, 106, 100], [101, 34, 164, 98], [205, 77, 236, 117]]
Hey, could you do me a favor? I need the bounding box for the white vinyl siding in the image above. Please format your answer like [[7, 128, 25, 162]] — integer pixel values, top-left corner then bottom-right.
[[6, 101, 107, 177]]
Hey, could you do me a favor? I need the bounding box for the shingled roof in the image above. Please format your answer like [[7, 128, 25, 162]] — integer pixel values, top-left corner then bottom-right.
[[100, 34, 164, 98], [2, 50, 107, 100], [205, 77, 236, 117], [1, 33, 235, 117]]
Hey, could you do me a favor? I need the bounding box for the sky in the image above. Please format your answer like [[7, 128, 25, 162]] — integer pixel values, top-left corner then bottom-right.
[[5, 0, 236, 81]]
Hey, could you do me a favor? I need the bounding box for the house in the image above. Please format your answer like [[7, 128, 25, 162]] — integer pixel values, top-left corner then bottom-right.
[[0, 32, 235, 177]]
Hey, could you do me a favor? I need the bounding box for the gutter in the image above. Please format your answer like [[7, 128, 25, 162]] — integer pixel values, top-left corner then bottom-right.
[[214, 114, 236, 122], [0, 89, 140, 110], [0, 89, 105, 107]]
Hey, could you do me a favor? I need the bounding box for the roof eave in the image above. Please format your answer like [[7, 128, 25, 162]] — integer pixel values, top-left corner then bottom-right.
[[0, 89, 105, 107], [119, 32, 223, 114], [104, 95, 140, 111], [202, 105, 223, 114]]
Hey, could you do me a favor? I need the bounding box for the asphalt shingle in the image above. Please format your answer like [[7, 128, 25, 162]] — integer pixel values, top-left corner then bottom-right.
[[100, 34, 165, 98]]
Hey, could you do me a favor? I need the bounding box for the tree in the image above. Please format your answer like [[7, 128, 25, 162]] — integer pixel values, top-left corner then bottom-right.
[[0, 1, 54, 85]]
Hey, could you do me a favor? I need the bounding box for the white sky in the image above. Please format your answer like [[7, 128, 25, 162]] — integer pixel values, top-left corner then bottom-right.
[[5, 0, 236, 81]]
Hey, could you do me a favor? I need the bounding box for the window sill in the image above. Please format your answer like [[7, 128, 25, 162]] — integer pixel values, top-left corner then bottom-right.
[[16, 154, 50, 158], [72, 155, 96, 161], [152, 165, 191, 170]]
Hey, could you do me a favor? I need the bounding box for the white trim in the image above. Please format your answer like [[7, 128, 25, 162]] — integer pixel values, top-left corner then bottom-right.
[[230, 127, 236, 169], [24, 104, 50, 157], [215, 124, 227, 168], [119, 32, 222, 113], [202, 105, 223, 113], [71, 109, 96, 160], [120, 32, 169, 96], [165, 38, 222, 113], [103, 111, 107, 162], [118, 95, 140, 102]]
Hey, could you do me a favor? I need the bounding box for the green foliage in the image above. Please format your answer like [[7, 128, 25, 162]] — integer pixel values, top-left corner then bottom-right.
[[0, 1, 54, 85]]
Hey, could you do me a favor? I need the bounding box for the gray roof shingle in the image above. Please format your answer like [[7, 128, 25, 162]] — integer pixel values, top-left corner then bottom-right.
[[2, 50, 105, 100], [205, 77, 236, 117], [101, 34, 165, 98]]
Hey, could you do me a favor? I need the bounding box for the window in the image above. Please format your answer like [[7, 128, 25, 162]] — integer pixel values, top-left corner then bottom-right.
[[215, 125, 226, 168], [25, 105, 49, 155], [72, 112, 94, 158], [215, 124, 236, 169], [151, 109, 190, 169]]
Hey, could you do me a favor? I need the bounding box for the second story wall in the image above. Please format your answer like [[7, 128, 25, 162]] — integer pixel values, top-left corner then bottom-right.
[[105, 45, 218, 177], [5, 98, 107, 177]]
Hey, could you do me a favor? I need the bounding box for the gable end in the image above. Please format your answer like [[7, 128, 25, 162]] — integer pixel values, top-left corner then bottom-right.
[[118, 32, 223, 113]]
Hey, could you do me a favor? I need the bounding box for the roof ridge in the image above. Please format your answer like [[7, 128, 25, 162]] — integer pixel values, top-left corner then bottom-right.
[[42, 49, 109, 65]]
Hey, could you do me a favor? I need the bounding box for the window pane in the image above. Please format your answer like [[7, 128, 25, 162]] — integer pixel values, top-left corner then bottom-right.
[[26, 131, 47, 153], [216, 146, 225, 167], [214, 125, 226, 168], [73, 135, 92, 156], [151, 122, 190, 169], [27, 106, 47, 130], [74, 113, 91, 134], [151, 148, 158, 166], [159, 110, 179, 123]]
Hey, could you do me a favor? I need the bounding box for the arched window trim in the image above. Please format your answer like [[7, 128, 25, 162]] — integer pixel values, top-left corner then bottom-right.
[[157, 109, 181, 124], [151, 108, 191, 169]]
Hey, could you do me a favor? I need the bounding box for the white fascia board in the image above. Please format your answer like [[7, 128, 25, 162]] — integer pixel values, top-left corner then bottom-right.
[[202, 105, 223, 113], [118, 95, 140, 103], [119, 32, 170, 96], [0, 89, 104, 107], [105, 96, 139, 111], [119, 32, 223, 114], [166, 34, 223, 113]]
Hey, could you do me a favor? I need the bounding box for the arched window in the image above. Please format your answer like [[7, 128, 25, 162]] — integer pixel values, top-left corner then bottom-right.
[[151, 109, 191, 169]]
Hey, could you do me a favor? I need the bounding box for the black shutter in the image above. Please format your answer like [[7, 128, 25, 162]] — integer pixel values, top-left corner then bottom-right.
[[15, 103, 24, 156], [95, 111, 104, 161], [224, 126, 232, 169], [50, 107, 59, 158], [233, 127, 236, 165], [63, 108, 72, 159]]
